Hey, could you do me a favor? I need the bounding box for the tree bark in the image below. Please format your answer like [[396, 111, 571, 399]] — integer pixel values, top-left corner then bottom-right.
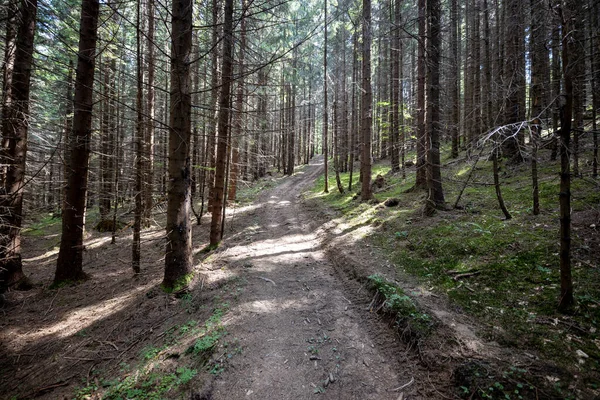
[[0, 0, 37, 290], [592, 0, 599, 178], [348, 29, 358, 192], [450, 0, 460, 158], [209, 0, 234, 246], [132, 0, 144, 273], [550, 23, 561, 161], [492, 148, 512, 220], [414, 0, 427, 188], [207, 0, 220, 212], [529, 0, 547, 216], [424, 0, 444, 215], [55, 0, 99, 284], [557, 1, 574, 311], [143, 0, 156, 225], [1, 1, 17, 188], [360, 0, 373, 201], [163, 0, 193, 289], [228, 0, 246, 201], [323, 0, 329, 193], [502, 0, 525, 162], [389, 0, 400, 173], [99, 62, 113, 224], [570, 0, 584, 177]]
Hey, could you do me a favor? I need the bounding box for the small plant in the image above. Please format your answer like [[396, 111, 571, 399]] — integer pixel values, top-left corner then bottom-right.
[[178, 319, 198, 335], [141, 345, 162, 360], [313, 386, 326, 394], [395, 231, 409, 239], [100, 366, 198, 400], [187, 331, 221, 356], [75, 329, 88, 337], [367, 274, 435, 339]]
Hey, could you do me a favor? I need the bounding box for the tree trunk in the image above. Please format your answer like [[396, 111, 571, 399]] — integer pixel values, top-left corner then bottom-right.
[[592, 0, 599, 178], [323, 0, 329, 193], [502, 0, 525, 162], [99, 62, 113, 224], [492, 148, 512, 220], [209, 0, 234, 246], [0, 0, 37, 291], [450, 0, 460, 158], [132, 0, 144, 273], [570, 0, 584, 177], [557, 1, 574, 311], [228, 0, 246, 201], [62, 60, 74, 216], [360, 0, 373, 201], [340, 24, 349, 173], [389, 0, 400, 173], [348, 29, 358, 192], [424, 0, 444, 216], [530, 0, 547, 216], [163, 0, 193, 289], [471, 0, 481, 144], [207, 0, 220, 212], [1, 1, 17, 188], [55, 0, 99, 284], [550, 23, 561, 161], [414, 0, 427, 189], [143, 0, 156, 225], [111, 59, 122, 244], [287, 55, 296, 176]]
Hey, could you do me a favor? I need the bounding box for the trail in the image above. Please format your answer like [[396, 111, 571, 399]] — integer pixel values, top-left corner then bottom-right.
[[204, 157, 428, 399]]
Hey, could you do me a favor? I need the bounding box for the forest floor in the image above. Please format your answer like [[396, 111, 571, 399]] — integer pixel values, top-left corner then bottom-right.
[[0, 155, 598, 399]]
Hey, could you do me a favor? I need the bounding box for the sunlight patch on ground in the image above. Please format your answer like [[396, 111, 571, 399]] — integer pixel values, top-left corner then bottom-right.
[[318, 214, 377, 248], [228, 202, 263, 215], [227, 234, 319, 262], [23, 248, 59, 262], [241, 299, 298, 313], [7, 284, 154, 349], [222, 299, 303, 328], [85, 236, 112, 250]]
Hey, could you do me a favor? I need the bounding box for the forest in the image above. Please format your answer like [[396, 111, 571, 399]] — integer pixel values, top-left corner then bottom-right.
[[0, 0, 599, 398]]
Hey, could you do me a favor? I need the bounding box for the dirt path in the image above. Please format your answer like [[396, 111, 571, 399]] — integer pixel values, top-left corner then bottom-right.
[[0, 156, 453, 399], [202, 157, 434, 399]]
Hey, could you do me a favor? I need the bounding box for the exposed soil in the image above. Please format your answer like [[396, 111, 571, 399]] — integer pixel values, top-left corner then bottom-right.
[[0, 156, 577, 399]]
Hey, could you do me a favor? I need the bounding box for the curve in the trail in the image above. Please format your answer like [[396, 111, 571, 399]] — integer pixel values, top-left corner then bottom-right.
[[205, 157, 420, 400]]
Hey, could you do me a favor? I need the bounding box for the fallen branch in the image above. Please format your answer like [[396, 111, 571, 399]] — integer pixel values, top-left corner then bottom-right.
[[33, 375, 75, 395], [259, 276, 276, 286], [446, 268, 479, 276], [452, 271, 481, 281], [391, 377, 414, 392]]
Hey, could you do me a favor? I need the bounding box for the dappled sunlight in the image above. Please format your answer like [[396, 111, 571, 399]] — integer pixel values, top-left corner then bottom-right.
[[7, 283, 155, 349], [85, 236, 112, 250], [23, 247, 59, 262], [226, 298, 300, 317], [228, 202, 263, 215], [226, 233, 320, 263]]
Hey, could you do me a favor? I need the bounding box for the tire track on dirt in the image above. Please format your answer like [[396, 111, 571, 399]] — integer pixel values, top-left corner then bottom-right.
[[205, 157, 432, 399]]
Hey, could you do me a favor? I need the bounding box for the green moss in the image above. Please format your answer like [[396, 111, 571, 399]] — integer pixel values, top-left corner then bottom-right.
[[161, 273, 194, 294], [22, 213, 61, 236], [367, 274, 434, 340], [99, 367, 198, 400], [310, 151, 600, 388]]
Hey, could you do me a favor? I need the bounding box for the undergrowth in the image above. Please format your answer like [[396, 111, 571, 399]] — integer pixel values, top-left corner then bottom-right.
[[367, 274, 435, 342], [75, 278, 243, 399], [309, 145, 600, 396]]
